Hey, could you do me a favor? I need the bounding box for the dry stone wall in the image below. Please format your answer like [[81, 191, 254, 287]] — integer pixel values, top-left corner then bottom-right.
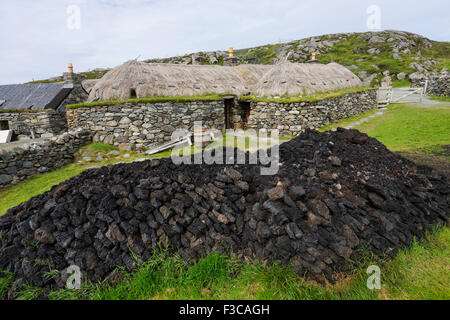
[[246, 90, 377, 136], [411, 71, 450, 97], [67, 100, 225, 150], [67, 90, 376, 150], [0, 130, 92, 188]]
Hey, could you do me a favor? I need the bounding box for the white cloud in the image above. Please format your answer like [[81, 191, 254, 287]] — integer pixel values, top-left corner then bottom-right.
[[0, 0, 448, 84]]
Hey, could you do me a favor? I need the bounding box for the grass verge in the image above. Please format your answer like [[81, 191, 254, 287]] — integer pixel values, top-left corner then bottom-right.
[[429, 95, 450, 103], [0, 143, 169, 216], [353, 103, 450, 152], [318, 108, 380, 132]]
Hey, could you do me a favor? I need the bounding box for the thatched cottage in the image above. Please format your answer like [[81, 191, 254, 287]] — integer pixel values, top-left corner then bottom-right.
[[67, 59, 376, 149]]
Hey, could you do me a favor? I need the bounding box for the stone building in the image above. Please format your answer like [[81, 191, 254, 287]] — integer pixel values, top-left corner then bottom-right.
[[0, 65, 89, 140]]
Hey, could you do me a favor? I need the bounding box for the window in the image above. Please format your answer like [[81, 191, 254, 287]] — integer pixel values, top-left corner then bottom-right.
[[0, 120, 9, 130], [130, 88, 137, 99]]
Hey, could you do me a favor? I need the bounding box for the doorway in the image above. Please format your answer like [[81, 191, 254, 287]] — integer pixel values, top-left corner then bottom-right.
[[0, 120, 9, 130], [239, 101, 251, 123], [224, 98, 234, 129]]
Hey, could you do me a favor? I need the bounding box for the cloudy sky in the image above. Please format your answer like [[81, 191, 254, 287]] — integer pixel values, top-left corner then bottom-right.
[[0, 0, 448, 84]]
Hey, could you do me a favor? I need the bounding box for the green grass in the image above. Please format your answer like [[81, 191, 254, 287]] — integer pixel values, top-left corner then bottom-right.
[[392, 80, 411, 88], [0, 165, 86, 216], [243, 87, 373, 103], [353, 104, 450, 151], [66, 95, 224, 110], [318, 108, 380, 132], [0, 143, 172, 216], [23, 226, 445, 300], [429, 95, 450, 103], [0, 271, 14, 297], [0, 109, 54, 113], [80, 142, 119, 152]]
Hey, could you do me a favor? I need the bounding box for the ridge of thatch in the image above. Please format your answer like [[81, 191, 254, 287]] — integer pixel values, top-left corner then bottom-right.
[[87, 60, 362, 102], [87, 60, 249, 101], [253, 61, 362, 97], [231, 64, 273, 87]]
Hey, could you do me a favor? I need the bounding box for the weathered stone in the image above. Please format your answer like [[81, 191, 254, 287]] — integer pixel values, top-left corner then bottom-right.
[[329, 156, 342, 166], [267, 186, 284, 201], [224, 168, 243, 181], [343, 225, 360, 248], [34, 228, 55, 244], [105, 223, 126, 242], [307, 199, 330, 220]]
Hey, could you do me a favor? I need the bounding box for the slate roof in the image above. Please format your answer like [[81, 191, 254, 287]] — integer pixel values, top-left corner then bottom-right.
[[0, 83, 73, 110]]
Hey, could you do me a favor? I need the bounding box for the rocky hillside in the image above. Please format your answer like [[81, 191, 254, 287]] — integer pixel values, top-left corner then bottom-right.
[[145, 30, 449, 87], [33, 30, 449, 87]]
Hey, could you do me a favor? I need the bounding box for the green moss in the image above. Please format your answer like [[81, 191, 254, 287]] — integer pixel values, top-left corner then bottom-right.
[[0, 109, 54, 113], [243, 87, 373, 103], [66, 95, 224, 110], [392, 80, 412, 88], [429, 95, 450, 102]]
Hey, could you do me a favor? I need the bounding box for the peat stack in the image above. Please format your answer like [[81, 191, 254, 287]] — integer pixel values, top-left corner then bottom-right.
[[0, 128, 448, 297]]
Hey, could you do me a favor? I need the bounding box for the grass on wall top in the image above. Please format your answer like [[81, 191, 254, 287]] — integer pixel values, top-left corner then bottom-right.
[[0, 109, 55, 113], [66, 94, 225, 110], [67, 87, 374, 110], [242, 87, 374, 103]]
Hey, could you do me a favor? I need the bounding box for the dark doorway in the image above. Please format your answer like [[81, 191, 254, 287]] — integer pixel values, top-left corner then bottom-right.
[[224, 98, 234, 129], [130, 88, 137, 99], [0, 120, 9, 130], [239, 101, 251, 122]]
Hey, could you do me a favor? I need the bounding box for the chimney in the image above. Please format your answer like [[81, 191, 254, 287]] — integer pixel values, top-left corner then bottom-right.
[[228, 47, 234, 58], [63, 63, 82, 87]]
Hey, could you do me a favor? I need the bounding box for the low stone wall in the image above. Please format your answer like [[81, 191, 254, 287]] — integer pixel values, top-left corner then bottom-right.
[[67, 90, 377, 150], [67, 100, 225, 149], [0, 110, 67, 139], [0, 130, 92, 188], [246, 90, 377, 136], [411, 72, 449, 97]]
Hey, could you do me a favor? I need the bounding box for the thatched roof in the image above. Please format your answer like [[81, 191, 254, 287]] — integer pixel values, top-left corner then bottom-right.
[[231, 64, 273, 87], [88, 60, 249, 101], [254, 62, 362, 97], [88, 60, 362, 101], [81, 79, 99, 93]]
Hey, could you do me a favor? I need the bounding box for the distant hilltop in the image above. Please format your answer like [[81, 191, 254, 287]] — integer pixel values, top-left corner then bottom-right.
[[32, 30, 449, 87]]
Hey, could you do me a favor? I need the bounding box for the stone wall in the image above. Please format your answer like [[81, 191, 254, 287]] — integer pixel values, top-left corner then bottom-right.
[[0, 110, 67, 139], [410, 71, 449, 96], [58, 72, 89, 113], [66, 90, 376, 150], [67, 100, 225, 150], [246, 90, 377, 136], [0, 129, 92, 188]]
